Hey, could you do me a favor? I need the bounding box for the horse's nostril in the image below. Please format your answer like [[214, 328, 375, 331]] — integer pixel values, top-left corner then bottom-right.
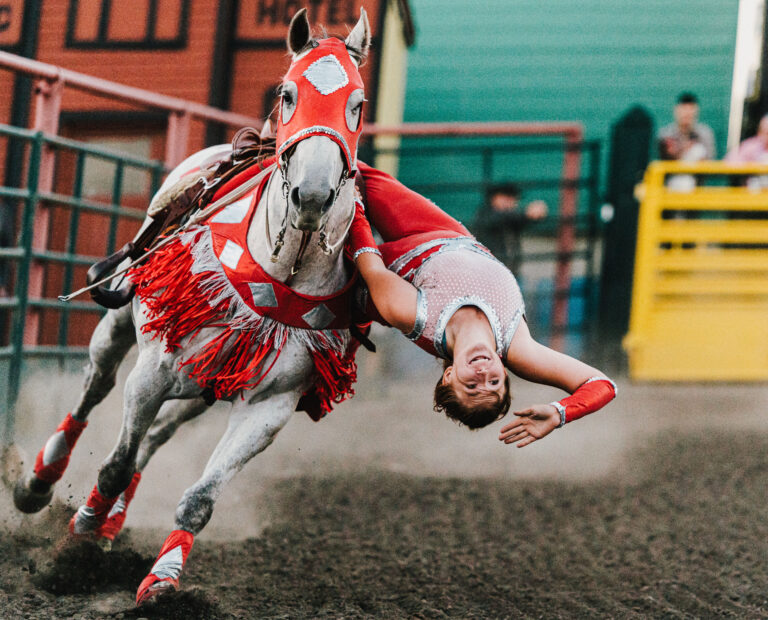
[[322, 189, 336, 212], [290, 187, 300, 207]]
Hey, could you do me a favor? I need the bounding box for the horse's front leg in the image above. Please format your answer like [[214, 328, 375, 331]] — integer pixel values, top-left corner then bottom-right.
[[96, 397, 210, 545], [69, 344, 186, 537], [136, 390, 298, 605]]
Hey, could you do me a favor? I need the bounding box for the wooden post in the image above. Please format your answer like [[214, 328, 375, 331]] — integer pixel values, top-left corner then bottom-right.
[[24, 75, 63, 345], [551, 129, 582, 352], [166, 110, 192, 169]]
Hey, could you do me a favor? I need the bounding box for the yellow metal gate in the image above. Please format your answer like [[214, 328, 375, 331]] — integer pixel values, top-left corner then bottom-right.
[[624, 161, 768, 381]]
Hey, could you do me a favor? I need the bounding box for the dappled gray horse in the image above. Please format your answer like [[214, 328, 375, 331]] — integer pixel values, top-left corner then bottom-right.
[[14, 8, 371, 605]]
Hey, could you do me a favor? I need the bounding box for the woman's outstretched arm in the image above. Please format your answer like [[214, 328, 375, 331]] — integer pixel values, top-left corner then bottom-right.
[[498, 320, 616, 447]]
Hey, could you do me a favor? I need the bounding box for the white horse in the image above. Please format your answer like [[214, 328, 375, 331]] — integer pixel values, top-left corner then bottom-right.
[[14, 8, 371, 604]]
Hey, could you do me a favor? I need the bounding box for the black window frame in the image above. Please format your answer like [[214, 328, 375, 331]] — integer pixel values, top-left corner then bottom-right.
[[65, 0, 190, 50]]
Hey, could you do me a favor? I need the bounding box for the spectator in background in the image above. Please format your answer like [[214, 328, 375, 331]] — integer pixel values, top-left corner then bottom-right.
[[726, 114, 768, 191], [472, 183, 548, 273], [726, 114, 768, 164], [657, 92, 716, 191]]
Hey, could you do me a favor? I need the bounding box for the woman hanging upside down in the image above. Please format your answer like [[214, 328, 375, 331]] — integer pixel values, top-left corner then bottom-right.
[[348, 162, 616, 446]]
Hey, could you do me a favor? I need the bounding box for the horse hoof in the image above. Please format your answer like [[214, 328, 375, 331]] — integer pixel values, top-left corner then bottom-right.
[[97, 537, 113, 552], [13, 474, 53, 513], [136, 576, 178, 606]]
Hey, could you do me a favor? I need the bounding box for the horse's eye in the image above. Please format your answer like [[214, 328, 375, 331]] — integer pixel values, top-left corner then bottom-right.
[[280, 81, 298, 124], [345, 89, 365, 132]]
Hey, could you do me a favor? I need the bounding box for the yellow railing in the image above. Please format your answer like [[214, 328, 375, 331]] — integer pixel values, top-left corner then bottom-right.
[[624, 161, 768, 381]]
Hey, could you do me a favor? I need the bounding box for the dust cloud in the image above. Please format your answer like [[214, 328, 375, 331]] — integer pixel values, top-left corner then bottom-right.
[[4, 326, 768, 542]]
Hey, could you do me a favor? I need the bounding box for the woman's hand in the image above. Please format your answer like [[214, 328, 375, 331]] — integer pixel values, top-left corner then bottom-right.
[[498, 404, 560, 448]]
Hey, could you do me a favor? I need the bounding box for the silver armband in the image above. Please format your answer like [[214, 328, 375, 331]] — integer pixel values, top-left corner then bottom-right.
[[352, 246, 382, 261], [550, 401, 566, 428]]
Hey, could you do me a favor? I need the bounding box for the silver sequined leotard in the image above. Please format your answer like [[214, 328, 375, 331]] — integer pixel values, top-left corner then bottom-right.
[[389, 237, 526, 360]]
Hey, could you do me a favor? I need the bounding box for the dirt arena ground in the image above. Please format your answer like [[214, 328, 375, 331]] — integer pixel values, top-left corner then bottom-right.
[[2, 335, 768, 618]]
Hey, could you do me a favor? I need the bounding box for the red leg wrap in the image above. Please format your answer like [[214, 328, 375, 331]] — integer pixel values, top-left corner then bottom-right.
[[69, 484, 119, 536], [85, 484, 118, 519], [97, 472, 142, 541], [136, 529, 194, 605], [33, 413, 88, 484]]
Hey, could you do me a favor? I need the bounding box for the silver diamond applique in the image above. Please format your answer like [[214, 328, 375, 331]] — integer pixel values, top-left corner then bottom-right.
[[42, 430, 69, 466], [218, 240, 244, 270], [303, 54, 349, 95], [249, 282, 278, 308], [151, 545, 184, 580], [302, 304, 336, 329], [210, 195, 251, 224]]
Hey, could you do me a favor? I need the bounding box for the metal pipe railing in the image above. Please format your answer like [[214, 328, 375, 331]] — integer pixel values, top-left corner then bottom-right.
[[0, 51, 261, 132]]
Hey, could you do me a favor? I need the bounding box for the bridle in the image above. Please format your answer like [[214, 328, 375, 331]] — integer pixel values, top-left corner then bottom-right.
[[265, 150, 356, 284]]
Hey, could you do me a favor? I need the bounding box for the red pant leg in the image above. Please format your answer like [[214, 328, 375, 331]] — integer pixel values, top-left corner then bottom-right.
[[358, 161, 469, 241]]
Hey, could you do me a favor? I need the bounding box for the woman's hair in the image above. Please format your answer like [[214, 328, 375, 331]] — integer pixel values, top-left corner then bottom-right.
[[433, 361, 511, 430]]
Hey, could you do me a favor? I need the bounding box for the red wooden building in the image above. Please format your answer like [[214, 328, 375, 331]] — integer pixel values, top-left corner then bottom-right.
[[1, 0, 414, 162]]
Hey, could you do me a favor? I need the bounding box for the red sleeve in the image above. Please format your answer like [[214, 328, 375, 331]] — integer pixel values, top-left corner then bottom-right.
[[357, 161, 469, 242], [552, 377, 617, 425]]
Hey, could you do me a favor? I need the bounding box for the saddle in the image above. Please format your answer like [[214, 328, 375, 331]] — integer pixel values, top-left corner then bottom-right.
[[87, 128, 275, 309]]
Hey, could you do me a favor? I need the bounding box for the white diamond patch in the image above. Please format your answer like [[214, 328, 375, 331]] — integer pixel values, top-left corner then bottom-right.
[[151, 545, 184, 580], [218, 240, 244, 270], [303, 54, 349, 95], [302, 304, 336, 329], [210, 195, 252, 224], [107, 494, 127, 518], [42, 430, 69, 466], [249, 282, 278, 307]]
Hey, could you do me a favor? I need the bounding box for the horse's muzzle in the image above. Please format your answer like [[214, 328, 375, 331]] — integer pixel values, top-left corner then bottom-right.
[[289, 184, 336, 231]]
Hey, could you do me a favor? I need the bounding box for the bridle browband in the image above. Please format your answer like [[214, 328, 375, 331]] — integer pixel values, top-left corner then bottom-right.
[[264, 150, 355, 284]]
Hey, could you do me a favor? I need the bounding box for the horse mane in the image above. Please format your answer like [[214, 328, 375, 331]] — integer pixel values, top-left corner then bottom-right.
[[231, 127, 276, 165]]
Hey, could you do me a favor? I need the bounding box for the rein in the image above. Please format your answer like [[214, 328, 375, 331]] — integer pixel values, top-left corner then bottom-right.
[[60, 147, 355, 300], [58, 165, 274, 303]]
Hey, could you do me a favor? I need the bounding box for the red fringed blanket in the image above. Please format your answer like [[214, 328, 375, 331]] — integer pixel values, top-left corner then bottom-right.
[[130, 175, 359, 421]]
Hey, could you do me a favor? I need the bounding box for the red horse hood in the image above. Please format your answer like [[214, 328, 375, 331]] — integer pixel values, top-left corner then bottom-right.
[[276, 38, 365, 172]]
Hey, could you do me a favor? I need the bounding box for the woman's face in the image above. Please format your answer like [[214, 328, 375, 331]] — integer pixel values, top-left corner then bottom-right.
[[442, 342, 506, 406]]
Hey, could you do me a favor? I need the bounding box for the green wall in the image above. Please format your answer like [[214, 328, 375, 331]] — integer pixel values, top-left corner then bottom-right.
[[399, 0, 738, 221]]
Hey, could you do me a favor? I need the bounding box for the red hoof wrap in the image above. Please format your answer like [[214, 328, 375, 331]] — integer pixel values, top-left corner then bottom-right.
[[34, 414, 87, 484], [69, 484, 118, 536], [136, 529, 194, 606], [97, 472, 142, 541]]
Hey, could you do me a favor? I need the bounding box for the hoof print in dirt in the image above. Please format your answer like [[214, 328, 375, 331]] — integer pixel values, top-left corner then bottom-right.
[[34, 539, 152, 595], [129, 589, 226, 620]]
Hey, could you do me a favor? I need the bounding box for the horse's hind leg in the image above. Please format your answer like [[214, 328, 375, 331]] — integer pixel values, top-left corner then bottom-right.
[[136, 392, 296, 605], [70, 344, 175, 537], [14, 305, 135, 513], [97, 397, 209, 544]]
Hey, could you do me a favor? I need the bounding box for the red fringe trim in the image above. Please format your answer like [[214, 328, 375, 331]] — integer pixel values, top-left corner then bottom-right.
[[130, 233, 357, 418]]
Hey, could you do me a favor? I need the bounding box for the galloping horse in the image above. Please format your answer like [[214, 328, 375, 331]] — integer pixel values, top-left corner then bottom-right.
[[14, 8, 371, 604]]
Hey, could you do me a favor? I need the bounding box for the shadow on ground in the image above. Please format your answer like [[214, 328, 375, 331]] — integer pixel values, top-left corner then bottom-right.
[[2, 431, 768, 618]]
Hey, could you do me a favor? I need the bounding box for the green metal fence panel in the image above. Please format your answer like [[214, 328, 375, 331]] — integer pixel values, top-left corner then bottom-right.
[[0, 124, 166, 445], [362, 136, 604, 357]]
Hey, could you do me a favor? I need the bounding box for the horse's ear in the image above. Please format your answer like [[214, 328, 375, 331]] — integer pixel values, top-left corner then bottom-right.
[[345, 8, 371, 62], [287, 8, 311, 55]]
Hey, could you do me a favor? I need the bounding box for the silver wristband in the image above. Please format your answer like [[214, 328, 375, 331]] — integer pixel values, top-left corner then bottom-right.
[[550, 401, 566, 428], [352, 246, 381, 261]]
